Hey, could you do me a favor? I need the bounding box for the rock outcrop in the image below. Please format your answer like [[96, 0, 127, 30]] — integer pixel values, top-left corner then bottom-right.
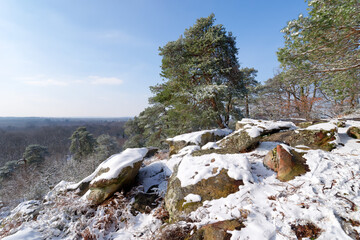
[[347, 126, 360, 139], [262, 122, 338, 151], [219, 119, 296, 153], [69, 148, 150, 205], [166, 129, 232, 155], [165, 153, 252, 222], [264, 144, 309, 181]]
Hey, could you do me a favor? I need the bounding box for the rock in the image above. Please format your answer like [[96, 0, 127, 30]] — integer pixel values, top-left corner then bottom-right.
[[264, 145, 309, 181], [347, 126, 360, 139], [166, 129, 232, 155], [165, 168, 244, 222], [261, 123, 338, 151], [219, 119, 297, 153], [188, 219, 245, 240], [87, 162, 143, 205], [131, 192, 160, 214], [70, 148, 149, 205], [235, 118, 296, 134], [217, 129, 261, 153], [296, 120, 326, 129], [167, 140, 189, 156]]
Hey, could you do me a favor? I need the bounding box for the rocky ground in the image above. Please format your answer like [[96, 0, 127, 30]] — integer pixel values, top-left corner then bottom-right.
[[1, 117, 360, 239]]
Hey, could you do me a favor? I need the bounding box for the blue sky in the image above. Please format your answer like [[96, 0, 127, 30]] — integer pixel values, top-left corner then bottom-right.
[[0, 0, 308, 117]]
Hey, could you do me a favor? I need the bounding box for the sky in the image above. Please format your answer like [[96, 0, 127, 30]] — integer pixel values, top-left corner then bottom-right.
[[0, 0, 309, 118]]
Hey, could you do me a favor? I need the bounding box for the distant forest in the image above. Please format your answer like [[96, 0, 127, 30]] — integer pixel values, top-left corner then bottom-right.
[[0, 117, 128, 167], [0, 117, 129, 206]]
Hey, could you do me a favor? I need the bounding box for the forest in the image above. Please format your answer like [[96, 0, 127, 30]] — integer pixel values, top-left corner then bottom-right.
[[0, 118, 128, 206]]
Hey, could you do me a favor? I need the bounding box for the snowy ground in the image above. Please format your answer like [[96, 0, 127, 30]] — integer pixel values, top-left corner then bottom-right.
[[1, 120, 360, 239]]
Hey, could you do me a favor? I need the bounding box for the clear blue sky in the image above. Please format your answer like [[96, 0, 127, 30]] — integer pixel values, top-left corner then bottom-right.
[[0, 0, 308, 117]]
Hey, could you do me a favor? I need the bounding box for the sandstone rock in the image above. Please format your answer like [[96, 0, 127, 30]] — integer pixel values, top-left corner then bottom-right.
[[165, 168, 244, 222], [166, 129, 232, 156], [220, 119, 297, 153], [235, 118, 296, 134], [264, 144, 309, 182], [261, 123, 338, 151], [347, 126, 360, 139], [188, 219, 245, 240], [70, 148, 149, 205], [217, 129, 260, 153]]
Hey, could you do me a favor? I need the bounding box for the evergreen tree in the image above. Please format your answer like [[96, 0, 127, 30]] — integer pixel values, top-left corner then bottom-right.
[[275, 0, 360, 116], [22, 144, 49, 165], [240, 68, 259, 117], [153, 14, 245, 131], [95, 134, 119, 160], [69, 127, 97, 161]]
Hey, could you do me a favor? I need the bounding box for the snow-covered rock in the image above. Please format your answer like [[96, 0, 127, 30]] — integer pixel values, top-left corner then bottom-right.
[[165, 152, 253, 222], [69, 148, 149, 205], [166, 128, 232, 155]]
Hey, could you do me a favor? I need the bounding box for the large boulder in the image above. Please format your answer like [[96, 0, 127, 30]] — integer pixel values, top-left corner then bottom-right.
[[69, 148, 149, 205], [188, 219, 245, 240], [263, 144, 309, 181], [166, 129, 232, 156], [165, 153, 253, 222], [262, 122, 338, 151], [347, 126, 360, 139], [218, 119, 296, 153]]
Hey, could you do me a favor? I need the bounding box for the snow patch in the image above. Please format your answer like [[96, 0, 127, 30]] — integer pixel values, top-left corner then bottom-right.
[[176, 153, 253, 187], [167, 128, 232, 145], [183, 194, 202, 205]]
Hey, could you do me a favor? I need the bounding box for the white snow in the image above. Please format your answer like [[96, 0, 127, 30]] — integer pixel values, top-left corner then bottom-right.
[[176, 153, 253, 187], [183, 194, 202, 205], [137, 161, 171, 194], [2, 227, 42, 240], [201, 142, 220, 150], [226, 119, 297, 139], [244, 126, 262, 138], [239, 118, 297, 131], [167, 128, 232, 145], [69, 148, 148, 191], [305, 122, 337, 131]]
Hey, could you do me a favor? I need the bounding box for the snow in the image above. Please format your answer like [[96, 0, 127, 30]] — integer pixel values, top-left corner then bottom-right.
[[2, 227, 42, 240], [305, 122, 337, 131], [186, 134, 360, 239], [176, 153, 253, 187], [137, 161, 171, 194], [69, 148, 148, 190], [201, 142, 220, 150], [90, 148, 148, 183], [239, 118, 297, 131], [166, 128, 232, 145], [245, 126, 262, 138], [183, 194, 202, 205], [228, 119, 297, 139]]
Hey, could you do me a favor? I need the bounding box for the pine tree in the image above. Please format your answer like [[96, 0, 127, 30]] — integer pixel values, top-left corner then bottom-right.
[[153, 13, 245, 131], [22, 144, 49, 165], [69, 127, 97, 161]]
